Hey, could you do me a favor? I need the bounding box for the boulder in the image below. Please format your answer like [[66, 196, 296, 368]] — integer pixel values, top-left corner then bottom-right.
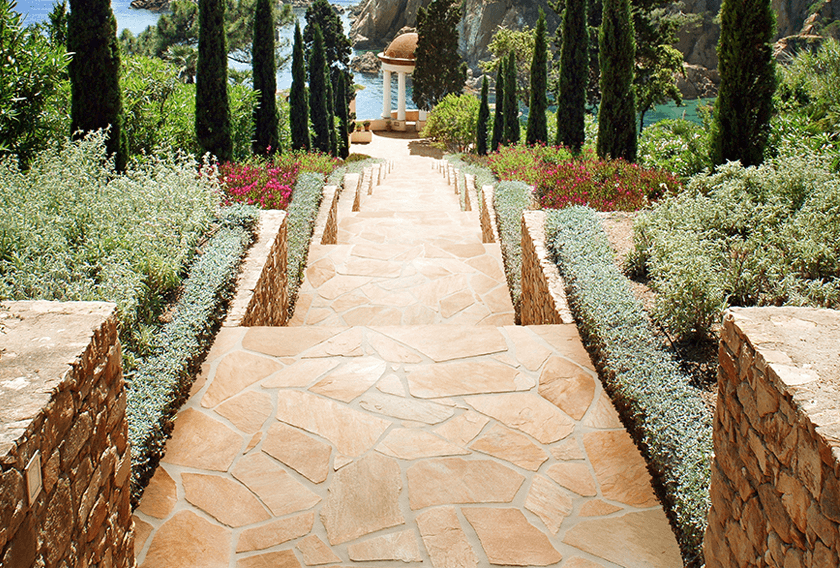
[[676, 63, 720, 99], [130, 0, 169, 11], [351, 51, 382, 74]]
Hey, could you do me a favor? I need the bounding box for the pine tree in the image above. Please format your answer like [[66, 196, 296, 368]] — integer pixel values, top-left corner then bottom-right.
[[68, 0, 128, 170], [252, 0, 278, 155], [335, 70, 350, 159], [412, 0, 467, 111], [196, 0, 232, 162], [556, 0, 588, 153], [491, 63, 505, 152], [325, 70, 337, 157], [710, 0, 775, 166], [309, 23, 330, 154], [596, 0, 636, 161], [290, 22, 310, 152], [504, 51, 520, 145], [526, 10, 548, 146], [477, 75, 490, 155]]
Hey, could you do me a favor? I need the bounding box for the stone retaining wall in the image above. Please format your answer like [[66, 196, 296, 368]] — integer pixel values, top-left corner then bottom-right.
[[224, 210, 288, 327], [520, 211, 574, 325], [313, 184, 340, 245], [0, 301, 134, 568], [480, 185, 501, 245], [705, 307, 840, 567]]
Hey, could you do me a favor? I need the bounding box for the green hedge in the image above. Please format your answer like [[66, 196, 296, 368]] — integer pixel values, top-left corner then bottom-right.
[[494, 180, 533, 321], [546, 206, 711, 565], [128, 204, 259, 504], [285, 171, 326, 318]]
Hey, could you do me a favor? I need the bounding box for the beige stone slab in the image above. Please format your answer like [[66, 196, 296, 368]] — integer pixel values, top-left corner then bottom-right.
[[134, 515, 153, 557], [440, 290, 475, 318], [376, 374, 407, 396], [330, 290, 369, 313], [546, 462, 597, 497], [236, 512, 315, 552], [140, 511, 229, 568], [538, 356, 597, 421], [361, 283, 416, 307], [579, 500, 622, 517], [483, 286, 515, 313], [207, 327, 246, 362], [466, 254, 504, 278], [416, 506, 478, 568], [261, 359, 339, 388], [163, 408, 242, 471], [550, 437, 586, 461], [470, 273, 501, 296], [562, 510, 682, 568], [343, 306, 403, 326], [243, 327, 341, 357], [529, 325, 595, 371], [318, 275, 372, 300], [347, 530, 423, 562], [504, 326, 552, 372], [414, 275, 472, 308], [406, 457, 524, 510], [582, 392, 624, 429], [303, 328, 364, 357], [306, 257, 336, 288], [262, 422, 331, 483], [201, 351, 283, 408], [309, 356, 387, 402], [463, 507, 562, 566], [377, 429, 469, 460], [137, 466, 177, 519], [406, 360, 520, 398], [215, 391, 273, 434], [470, 424, 549, 471], [524, 474, 574, 534], [402, 303, 438, 324], [339, 258, 403, 278], [367, 331, 424, 363], [439, 243, 487, 258], [466, 393, 575, 444], [236, 550, 302, 568], [231, 453, 321, 517], [182, 473, 270, 527], [434, 411, 490, 446], [562, 558, 607, 568], [296, 535, 341, 565], [275, 390, 390, 457], [359, 391, 454, 424], [584, 430, 659, 508], [351, 243, 410, 260], [320, 452, 405, 545], [373, 326, 507, 362]]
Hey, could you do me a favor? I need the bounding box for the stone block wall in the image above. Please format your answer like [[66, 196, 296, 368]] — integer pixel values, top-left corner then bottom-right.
[[0, 301, 133, 568], [480, 185, 500, 245], [225, 210, 288, 327], [313, 184, 340, 245], [705, 307, 840, 567], [520, 211, 574, 325]]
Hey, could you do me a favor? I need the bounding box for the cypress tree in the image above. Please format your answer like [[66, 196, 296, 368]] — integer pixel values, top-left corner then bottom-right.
[[477, 75, 490, 155], [325, 70, 337, 157], [491, 63, 505, 152], [252, 0, 278, 155], [412, 0, 467, 111], [196, 0, 232, 162], [68, 0, 127, 170], [556, 0, 588, 153], [309, 23, 330, 154], [504, 51, 520, 145], [335, 70, 350, 159], [710, 0, 775, 166], [596, 0, 636, 162], [290, 22, 310, 152], [526, 9, 548, 146]]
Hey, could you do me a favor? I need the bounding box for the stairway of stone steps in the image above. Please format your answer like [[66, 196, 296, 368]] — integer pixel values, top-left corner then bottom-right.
[[132, 133, 682, 568]]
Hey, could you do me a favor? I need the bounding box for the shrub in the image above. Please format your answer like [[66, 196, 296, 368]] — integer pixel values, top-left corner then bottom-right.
[[546, 206, 712, 563], [128, 204, 259, 504], [488, 144, 575, 185], [421, 92, 479, 153], [494, 180, 533, 319], [631, 155, 840, 339], [638, 118, 709, 179], [0, 131, 218, 362]]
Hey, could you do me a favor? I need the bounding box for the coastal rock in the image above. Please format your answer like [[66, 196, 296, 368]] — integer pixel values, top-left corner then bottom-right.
[[675, 63, 720, 99], [351, 51, 382, 74], [130, 0, 169, 11]]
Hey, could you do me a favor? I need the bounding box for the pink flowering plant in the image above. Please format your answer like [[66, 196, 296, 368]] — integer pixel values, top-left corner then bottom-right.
[[217, 151, 339, 210], [488, 145, 680, 212]]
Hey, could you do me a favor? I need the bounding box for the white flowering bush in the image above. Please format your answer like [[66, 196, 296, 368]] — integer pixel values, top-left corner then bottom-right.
[[638, 118, 709, 180]]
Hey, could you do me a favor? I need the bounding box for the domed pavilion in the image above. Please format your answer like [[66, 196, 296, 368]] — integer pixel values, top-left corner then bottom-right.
[[378, 33, 426, 126]]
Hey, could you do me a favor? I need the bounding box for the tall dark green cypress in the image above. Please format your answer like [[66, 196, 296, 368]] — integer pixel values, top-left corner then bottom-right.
[[68, 0, 127, 170], [710, 0, 775, 166], [325, 70, 337, 157], [252, 0, 278, 155], [491, 64, 505, 152], [309, 23, 330, 154], [335, 70, 350, 159], [556, 0, 588, 153], [504, 51, 520, 145], [290, 22, 310, 152], [526, 10, 548, 146], [477, 75, 490, 155], [412, 0, 467, 111], [596, 0, 636, 161], [196, 0, 232, 162]]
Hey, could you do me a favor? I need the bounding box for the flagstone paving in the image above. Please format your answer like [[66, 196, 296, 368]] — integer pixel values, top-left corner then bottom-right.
[[134, 133, 682, 568]]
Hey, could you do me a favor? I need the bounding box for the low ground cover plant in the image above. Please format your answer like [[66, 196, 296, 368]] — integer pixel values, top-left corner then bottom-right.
[[630, 154, 840, 340], [546, 206, 712, 564]]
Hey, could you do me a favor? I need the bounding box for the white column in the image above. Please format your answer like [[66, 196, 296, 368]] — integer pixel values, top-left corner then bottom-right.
[[381, 69, 392, 119], [397, 71, 407, 121]]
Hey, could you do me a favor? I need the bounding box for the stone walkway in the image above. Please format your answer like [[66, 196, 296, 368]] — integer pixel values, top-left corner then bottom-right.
[[133, 133, 683, 568]]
